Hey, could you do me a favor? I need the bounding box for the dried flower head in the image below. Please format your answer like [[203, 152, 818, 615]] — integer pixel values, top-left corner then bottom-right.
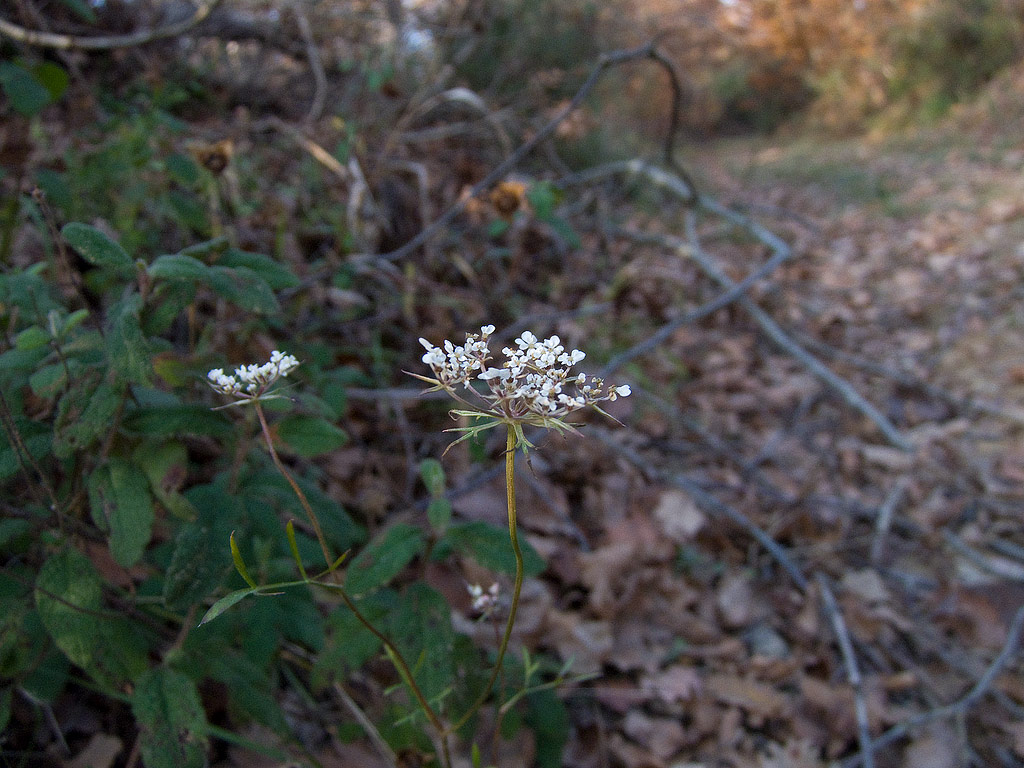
[[413, 326, 630, 448], [207, 350, 299, 407]]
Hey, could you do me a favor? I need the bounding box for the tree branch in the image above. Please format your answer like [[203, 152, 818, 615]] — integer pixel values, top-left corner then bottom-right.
[[0, 0, 223, 50]]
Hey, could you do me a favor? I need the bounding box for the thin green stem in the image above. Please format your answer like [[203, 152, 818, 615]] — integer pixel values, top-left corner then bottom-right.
[[314, 580, 450, 767], [253, 401, 332, 569], [446, 425, 524, 736], [253, 401, 450, 767]]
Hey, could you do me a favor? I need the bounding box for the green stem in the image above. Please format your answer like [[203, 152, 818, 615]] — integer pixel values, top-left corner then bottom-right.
[[316, 580, 450, 768], [446, 425, 524, 736], [254, 401, 451, 767], [254, 401, 332, 569]]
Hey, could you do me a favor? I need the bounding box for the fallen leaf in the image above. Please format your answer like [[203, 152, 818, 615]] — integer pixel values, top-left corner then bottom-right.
[[640, 665, 704, 703], [706, 674, 789, 718], [622, 711, 688, 760], [653, 488, 707, 543]]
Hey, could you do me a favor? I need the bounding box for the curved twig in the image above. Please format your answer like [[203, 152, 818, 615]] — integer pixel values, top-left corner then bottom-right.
[[370, 40, 694, 264], [818, 574, 875, 768], [842, 605, 1024, 767], [0, 0, 223, 50]]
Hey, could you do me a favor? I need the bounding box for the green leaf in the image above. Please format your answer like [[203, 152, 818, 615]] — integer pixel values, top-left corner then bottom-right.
[[525, 689, 570, 768], [387, 583, 454, 701], [33, 61, 69, 102], [88, 458, 154, 567], [0, 431, 51, 481], [526, 181, 562, 222], [29, 363, 66, 399], [35, 169, 73, 214], [106, 293, 152, 384], [132, 667, 208, 768], [315, 591, 395, 686], [163, 524, 225, 611], [35, 548, 148, 688], [440, 521, 546, 577], [344, 523, 424, 595], [164, 153, 200, 185], [426, 498, 452, 533], [53, 380, 122, 459], [148, 253, 210, 282], [207, 265, 280, 314], [276, 415, 347, 457], [419, 459, 446, 497], [14, 326, 49, 351], [198, 586, 260, 626], [218, 249, 299, 290], [122, 404, 231, 439], [230, 532, 258, 588], [0, 62, 51, 116], [61, 223, 133, 274], [61, 308, 90, 336]]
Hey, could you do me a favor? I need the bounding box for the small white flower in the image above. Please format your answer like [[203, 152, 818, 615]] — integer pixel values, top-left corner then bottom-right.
[[413, 325, 632, 438], [468, 582, 500, 613], [207, 349, 300, 406]]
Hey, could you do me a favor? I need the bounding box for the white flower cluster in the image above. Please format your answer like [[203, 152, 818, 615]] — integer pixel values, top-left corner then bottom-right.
[[207, 350, 300, 399], [467, 582, 500, 614], [417, 326, 630, 425]]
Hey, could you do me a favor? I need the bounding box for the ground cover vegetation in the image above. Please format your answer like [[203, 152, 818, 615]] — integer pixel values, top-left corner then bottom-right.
[[3, 1, 1024, 767]]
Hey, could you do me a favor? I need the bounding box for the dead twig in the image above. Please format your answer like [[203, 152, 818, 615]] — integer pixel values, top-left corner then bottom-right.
[[600, 219, 793, 377], [0, 0, 223, 50], [682, 212, 911, 450], [372, 40, 692, 264], [592, 427, 809, 590], [817, 573, 876, 768], [871, 477, 909, 566], [332, 682, 399, 768], [842, 605, 1024, 767], [288, 2, 326, 125]]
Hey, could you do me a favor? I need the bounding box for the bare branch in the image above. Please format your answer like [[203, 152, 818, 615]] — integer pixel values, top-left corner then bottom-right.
[[592, 427, 810, 590], [0, 0, 223, 50], [679, 212, 911, 451], [370, 41, 694, 264], [818, 573, 876, 768], [842, 605, 1024, 767]]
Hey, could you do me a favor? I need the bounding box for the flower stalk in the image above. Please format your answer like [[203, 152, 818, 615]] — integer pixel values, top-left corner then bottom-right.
[[208, 351, 451, 768]]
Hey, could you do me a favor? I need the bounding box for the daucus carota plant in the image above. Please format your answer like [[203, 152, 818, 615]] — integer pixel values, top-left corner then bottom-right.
[[204, 350, 453, 768], [414, 326, 630, 732]]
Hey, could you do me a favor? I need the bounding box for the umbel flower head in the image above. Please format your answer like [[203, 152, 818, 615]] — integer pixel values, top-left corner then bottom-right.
[[207, 350, 300, 407], [413, 325, 630, 448]]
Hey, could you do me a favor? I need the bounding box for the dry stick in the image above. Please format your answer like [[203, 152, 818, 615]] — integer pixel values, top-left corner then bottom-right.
[[817, 574, 876, 768], [842, 605, 1024, 768], [870, 477, 909, 566], [793, 329, 1024, 429], [676, 213, 912, 451], [332, 682, 399, 768], [0, 0, 223, 49], [289, 2, 326, 125], [592, 428, 809, 590], [374, 40, 688, 265], [942, 530, 1024, 582], [599, 222, 794, 378]]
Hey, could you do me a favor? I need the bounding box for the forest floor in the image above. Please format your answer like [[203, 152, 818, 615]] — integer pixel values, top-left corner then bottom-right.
[[395, 74, 1024, 768], [18, 42, 1024, 768]]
